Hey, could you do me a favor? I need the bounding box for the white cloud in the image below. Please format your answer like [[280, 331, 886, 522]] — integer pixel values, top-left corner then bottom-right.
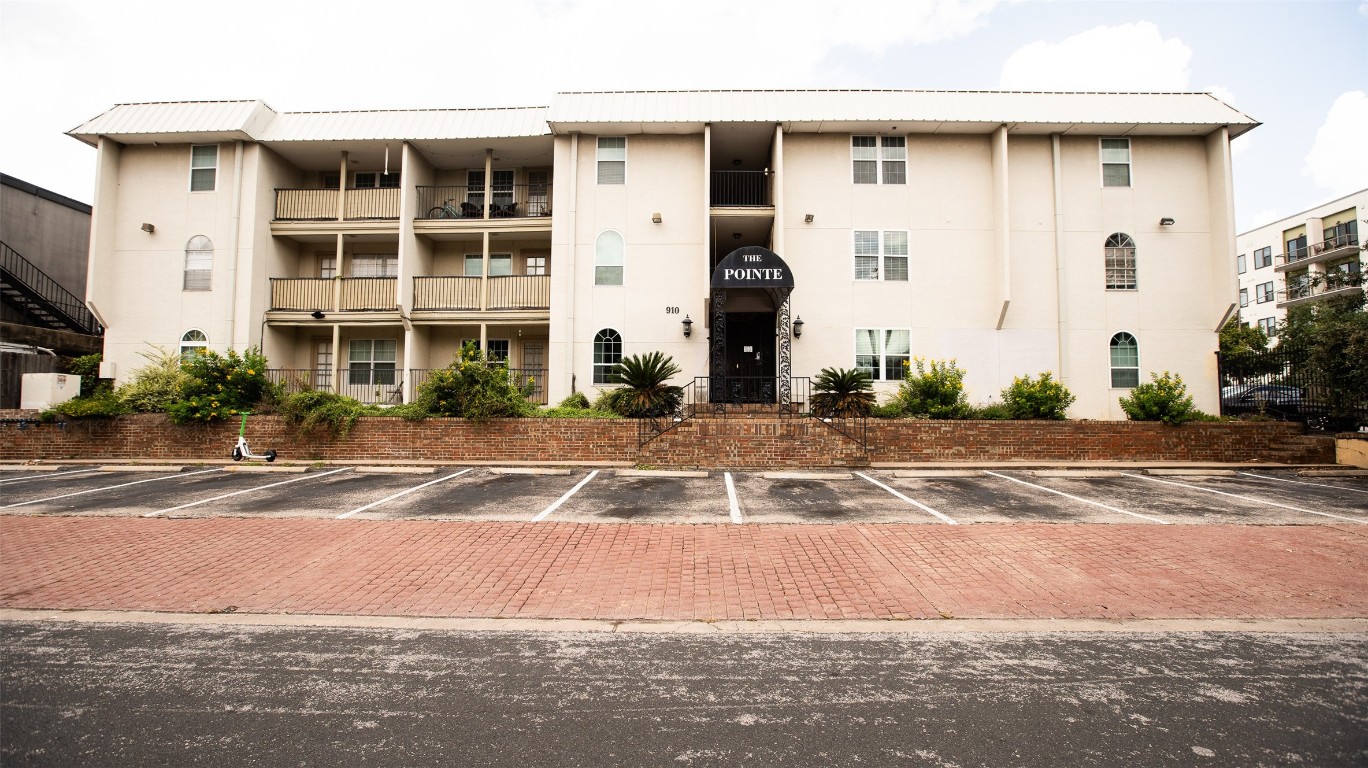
[[1301, 91, 1368, 195], [999, 22, 1191, 90]]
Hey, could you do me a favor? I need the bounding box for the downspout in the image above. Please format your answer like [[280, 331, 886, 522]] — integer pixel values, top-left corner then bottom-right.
[[564, 134, 579, 392], [228, 140, 245, 347], [993, 125, 1010, 330], [1052, 134, 1067, 380]]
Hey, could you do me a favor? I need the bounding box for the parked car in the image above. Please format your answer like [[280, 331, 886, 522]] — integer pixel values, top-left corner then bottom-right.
[[1221, 384, 1305, 417]]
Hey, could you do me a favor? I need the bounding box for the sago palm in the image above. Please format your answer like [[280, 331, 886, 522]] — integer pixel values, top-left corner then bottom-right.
[[609, 351, 684, 417], [810, 367, 876, 417]]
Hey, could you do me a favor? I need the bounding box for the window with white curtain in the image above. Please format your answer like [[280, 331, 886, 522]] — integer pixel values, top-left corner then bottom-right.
[[852, 136, 906, 184], [853, 230, 909, 281], [1101, 138, 1131, 187], [352, 255, 397, 277], [855, 328, 911, 381], [183, 236, 212, 291], [597, 137, 626, 184], [1109, 332, 1139, 388], [595, 230, 624, 285]]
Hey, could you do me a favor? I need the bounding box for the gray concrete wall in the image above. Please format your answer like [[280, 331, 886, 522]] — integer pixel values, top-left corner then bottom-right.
[[1, 173, 93, 298]]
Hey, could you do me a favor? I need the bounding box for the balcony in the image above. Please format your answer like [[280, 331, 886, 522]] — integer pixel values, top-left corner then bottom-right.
[[274, 188, 400, 221], [412, 275, 550, 312], [1276, 233, 1361, 271], [415, 184, 552, 220], [269, 277, 398, 312], [265, 368, 402, 405], [1276, 267, 1365, 308], [710, 171, 772, 207], [411, 367, 548, 405]]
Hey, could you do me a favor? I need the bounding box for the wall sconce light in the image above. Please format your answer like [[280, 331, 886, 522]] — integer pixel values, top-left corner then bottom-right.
[[310, 310, 326, 319], [1159, 217, 1175, 226], [804, 214, 814, 224], [732, 232, 742, 240], [793, 316, 804, 338], [140, 222, 155, 233], [681, 315, 693, 338], [652, 212, 662, 224]]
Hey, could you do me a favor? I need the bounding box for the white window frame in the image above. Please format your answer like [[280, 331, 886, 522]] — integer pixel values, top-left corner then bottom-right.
[[179, 329, 208, 362], [1239, 287, 1249, 307], [851, 136, 907, 185], [593, 328, 623, 384], [463, 253, 513, 277], [1100, 138, 1131, 188], [183, 235, 212, 291], [351, 254, 397, 278], [854, 328, 910, 381], [853, 230, 909, 281], [1109, 332, 1140, 388], [1236, 254, 1246, 274], [597, 137, 626, 185], [525, 255, 548, 276], [595, 230, 624, 286], [347, 339, 397, 387], [461, 338, 510, 363], [1104, 233, 1137, 290], [190, 145, 218, 192]]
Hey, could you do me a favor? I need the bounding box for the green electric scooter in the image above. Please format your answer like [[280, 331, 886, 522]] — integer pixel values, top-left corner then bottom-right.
[[231, 412, 277, 462]]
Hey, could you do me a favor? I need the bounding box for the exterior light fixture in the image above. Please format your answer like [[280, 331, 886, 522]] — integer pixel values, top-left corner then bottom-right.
[[652, 212, 662, 224], [1159, 217, 1175, 226], [311, 310, 326, 319], [793, 316, 804, 338], [804, 214, 814, 223], [140, 222, 155, 233], [732, 232, 742, 240], [681, 315, 693, 337]]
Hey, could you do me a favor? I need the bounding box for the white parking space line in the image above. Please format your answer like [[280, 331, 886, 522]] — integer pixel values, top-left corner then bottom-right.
[[855, 472, 957, 524], [0, 468, 101, 485], [143, 469, 349, 517], [1239, 472, 1368, 495], [724, 472, 744, 524], [531, 470, 599, 522], [336, 469, 472, 519], [2, 469, 222, 509], [984, 470, 1170, 525], [1123, 472, 1368, 523]]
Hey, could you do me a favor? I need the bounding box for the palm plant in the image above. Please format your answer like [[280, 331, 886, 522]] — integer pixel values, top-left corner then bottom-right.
[[810, 367, 876, 418], [609, 351, 684, 417]]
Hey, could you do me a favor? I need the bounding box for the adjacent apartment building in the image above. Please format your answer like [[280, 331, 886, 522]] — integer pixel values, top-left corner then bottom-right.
[[1235, 188, 1366, 337], [70, 90, 1256, 419]]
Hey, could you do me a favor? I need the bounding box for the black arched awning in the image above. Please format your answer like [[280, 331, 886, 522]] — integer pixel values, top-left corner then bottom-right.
[[710, 246, 795, 290]]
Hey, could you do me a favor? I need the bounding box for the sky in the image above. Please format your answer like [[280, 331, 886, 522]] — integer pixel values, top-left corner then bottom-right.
[[1, 0, 1364, 233]]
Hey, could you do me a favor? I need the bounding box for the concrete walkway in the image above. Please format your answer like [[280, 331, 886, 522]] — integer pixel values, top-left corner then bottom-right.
[[3, 517, 1365, 622]]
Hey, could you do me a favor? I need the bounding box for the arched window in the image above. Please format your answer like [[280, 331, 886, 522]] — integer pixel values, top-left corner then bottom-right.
[[595, 230, 624, 286], [184, 235, 213, 291], [1105, 233, 1136, 290], [1109, 332, 1139, 388], [180, 329, 208, 362], [593, 328, 622, 384]]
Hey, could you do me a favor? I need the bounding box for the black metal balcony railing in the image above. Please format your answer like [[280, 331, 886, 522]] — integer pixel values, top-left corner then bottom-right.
[[264, 368, 403, 405], [416, 184, 552, 220], [0, 241, 102, 335], [710, 171, 772, 207]]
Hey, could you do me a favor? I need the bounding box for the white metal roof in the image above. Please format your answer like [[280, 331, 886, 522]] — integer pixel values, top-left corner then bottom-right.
[[67, 100, 276, 146], [548, 90, 1259, 137]]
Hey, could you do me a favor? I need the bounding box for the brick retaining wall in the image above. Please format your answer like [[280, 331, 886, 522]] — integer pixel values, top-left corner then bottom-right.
[[0, 411, 1335, 466]]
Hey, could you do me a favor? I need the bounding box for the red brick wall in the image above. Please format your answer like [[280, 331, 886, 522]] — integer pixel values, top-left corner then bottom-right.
[[0, 412, 1334, 466]]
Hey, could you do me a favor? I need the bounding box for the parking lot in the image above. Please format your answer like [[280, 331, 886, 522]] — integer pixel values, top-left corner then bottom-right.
[[2, 464, 1364, 525]]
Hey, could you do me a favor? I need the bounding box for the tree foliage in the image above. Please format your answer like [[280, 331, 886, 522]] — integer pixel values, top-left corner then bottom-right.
[[1001, 372, 1076, 420], [896, 358, 971, 419], [414, 342, 535, 421]]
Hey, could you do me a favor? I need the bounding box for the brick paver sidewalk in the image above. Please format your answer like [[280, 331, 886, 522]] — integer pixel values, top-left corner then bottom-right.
[[2, 517, 1365, 621]]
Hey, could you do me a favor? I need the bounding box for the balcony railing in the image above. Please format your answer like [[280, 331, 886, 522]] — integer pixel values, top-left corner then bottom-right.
[[413, 276, 481, 310], [416, 184, 552, 220], [1277, 267, 1365, 305], [269, 277, 398, 312], [410, 275, 550, 311], [265, 368, 402, 404], [489, 275, 550, 309], [1280, 244, 1312, 265], [1312, 232, 1360, 256], [274, 188, 400, 221], [710, 170, 772, 207], [410, 367, 548, 405]]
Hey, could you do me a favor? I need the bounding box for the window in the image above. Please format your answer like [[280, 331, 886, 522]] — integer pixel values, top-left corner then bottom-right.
[[462, 338, 509, 363], [1109, 332, 1139, 388], [467, 170, 514, 208], [489, 254, 512, 277], [190, 145, 217, 191], [348, 339, 397, 386], [1252, 246, 1273, 269], [597, 137, 626, 184], [1286, 271, 1311, 299], [1239, 287, 1249, 307], [1323, 219, 1358, 249], [595, 230, 624, 285], [1104, 233, 1137, 290], [183, 235, 212, 291], [1326, 258, 1361, 290], [593, 328, 622, 384], [1237, 254, 1246, 274], [1255, 281, 1274, 303], [319, 256, 337, 278], [855, 329, 911, 381], [352, 172, 401, 189], [853, 230, 909, 281], [180, 329, 208, 362], [852, 136, 906, 184], [1258, 317, 1277, 337], [1100, 138, 1130, 187], [464, 254, 483, 277], [526, 255, 547, 276], [352, 255, 397, 277]]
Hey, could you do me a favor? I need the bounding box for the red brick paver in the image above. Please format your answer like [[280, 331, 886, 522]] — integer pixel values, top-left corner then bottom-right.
[[2, 518, 1365, 621]]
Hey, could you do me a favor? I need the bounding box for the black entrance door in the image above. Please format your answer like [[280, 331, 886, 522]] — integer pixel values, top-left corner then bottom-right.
[[722, 312, 776, 403]]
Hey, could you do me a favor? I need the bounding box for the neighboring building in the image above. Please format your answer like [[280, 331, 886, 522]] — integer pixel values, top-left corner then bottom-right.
[[69, 90, 1256, 419], [1235, 188, 1366, 338]]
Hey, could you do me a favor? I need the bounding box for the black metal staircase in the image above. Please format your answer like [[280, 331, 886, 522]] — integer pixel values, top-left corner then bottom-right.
[[1, 241, 102, 336]]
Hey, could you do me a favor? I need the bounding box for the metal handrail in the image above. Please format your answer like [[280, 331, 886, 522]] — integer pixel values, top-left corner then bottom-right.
[[0, 241, 102, 335], [710, 171, 772, 207]]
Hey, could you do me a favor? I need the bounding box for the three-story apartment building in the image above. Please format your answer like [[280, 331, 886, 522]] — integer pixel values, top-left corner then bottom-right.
[[71, 90, 1256, 418]]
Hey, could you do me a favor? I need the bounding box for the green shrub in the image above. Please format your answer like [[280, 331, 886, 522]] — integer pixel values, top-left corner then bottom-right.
[[1119, 371, 1199, 425], [897, 358, 972, 419], [558, 391, 592, 410], [1001, 372, 1076, 420], [41, 389, 128, 420], [870, 401, 905, 419], [592, 388, 630, 415], [414, 342, 535, 421], [63, 353, 104, 397], [608, 352, 684, 417], [535, 406, 621, 419], [968, 402, 1014, 420], [117, 346, 191, 413], [277, 389, 377, 437], [811, 367, 876, 417], [165, 348, 272, 424]]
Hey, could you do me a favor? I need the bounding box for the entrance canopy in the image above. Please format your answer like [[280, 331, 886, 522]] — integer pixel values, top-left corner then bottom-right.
[[711, 247, 794, 290]]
